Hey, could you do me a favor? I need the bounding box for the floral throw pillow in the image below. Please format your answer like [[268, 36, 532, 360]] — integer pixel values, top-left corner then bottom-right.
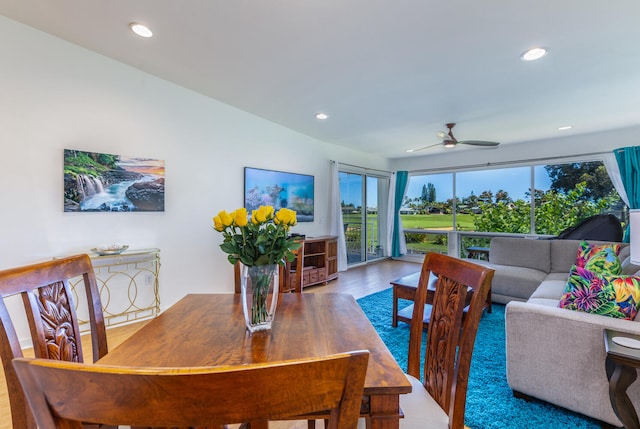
[[559, 266, 640, 320], [575, 240, 621, 269], [583, 247, 622, 275]]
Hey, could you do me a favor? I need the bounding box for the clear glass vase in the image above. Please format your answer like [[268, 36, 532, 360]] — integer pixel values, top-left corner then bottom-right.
[[240, 263, 279, 333]]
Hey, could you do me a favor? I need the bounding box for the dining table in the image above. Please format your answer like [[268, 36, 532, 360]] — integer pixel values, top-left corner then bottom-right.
[[98, 292, 412, 429]]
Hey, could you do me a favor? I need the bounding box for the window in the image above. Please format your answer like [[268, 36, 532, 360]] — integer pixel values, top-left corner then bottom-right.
[[534, 162, 624, 235], [401, 160, 624, 255], [402, 173, 452, 255]]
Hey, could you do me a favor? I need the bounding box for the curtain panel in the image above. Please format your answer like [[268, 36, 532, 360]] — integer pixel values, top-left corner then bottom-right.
[[614, 146, 640, 242], [330, 161, 349, 271], [391, 171, 408, 257]]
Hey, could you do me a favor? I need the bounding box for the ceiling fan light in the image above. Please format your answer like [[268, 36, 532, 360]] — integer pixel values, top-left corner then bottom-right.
[[444, 141, 456, 148]]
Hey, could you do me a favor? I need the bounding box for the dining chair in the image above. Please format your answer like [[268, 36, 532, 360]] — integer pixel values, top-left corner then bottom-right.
[[234, 241, 304, 293], [400, 252, 494, 429], [12, 350, 369, 429], [0, 254, 108, 429]]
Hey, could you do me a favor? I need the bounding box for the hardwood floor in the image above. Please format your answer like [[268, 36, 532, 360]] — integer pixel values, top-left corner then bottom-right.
[[0, 258, 420, 429]]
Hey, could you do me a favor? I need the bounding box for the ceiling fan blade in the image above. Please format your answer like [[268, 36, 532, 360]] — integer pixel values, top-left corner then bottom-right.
[[458, 140, 500, 147], [436, 130, 449, 139], [413, 142, 441, 152]]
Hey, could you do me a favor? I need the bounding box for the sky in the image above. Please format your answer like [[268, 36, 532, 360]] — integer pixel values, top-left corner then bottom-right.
[[340, 165, 555, 208], [406, 165, 553, 203]]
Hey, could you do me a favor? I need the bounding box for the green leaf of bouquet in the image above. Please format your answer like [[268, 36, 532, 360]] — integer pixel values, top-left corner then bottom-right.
[[220, 242, 236, 253], [288, 241, 302, 250]]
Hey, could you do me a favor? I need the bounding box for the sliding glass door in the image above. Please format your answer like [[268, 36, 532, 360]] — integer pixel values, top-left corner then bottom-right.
[[339, 170, 390, 265]]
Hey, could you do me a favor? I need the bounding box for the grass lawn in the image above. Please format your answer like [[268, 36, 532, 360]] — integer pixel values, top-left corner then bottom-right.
[[400, 213, 476, 230], [343, 213, 477, 231]]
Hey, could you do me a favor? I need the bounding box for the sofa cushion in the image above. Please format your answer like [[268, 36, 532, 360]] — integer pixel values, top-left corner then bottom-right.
[[621, 254, 640, 276], [489, 264, 548, 301], [528, 297, 560, 307], [545, 272, 570, 281], [530, 279, 566, 300], [619, 245, 631, 263], [559, 266, 640, 320], [550, 239, 583, 273], [489, 237, 551, 273]]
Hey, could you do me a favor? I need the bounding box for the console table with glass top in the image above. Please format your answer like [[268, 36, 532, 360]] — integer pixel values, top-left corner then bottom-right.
[[63, 248, 161, 330]]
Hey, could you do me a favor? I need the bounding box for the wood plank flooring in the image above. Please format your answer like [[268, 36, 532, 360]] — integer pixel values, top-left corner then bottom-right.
[[0, 258, 420, 429]]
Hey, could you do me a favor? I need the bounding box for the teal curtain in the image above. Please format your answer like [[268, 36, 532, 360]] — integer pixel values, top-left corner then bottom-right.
[[614, 146, 640, 242], [391, 171, 409, 257]]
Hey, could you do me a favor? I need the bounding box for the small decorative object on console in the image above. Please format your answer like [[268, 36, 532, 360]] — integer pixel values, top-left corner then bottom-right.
[[90, 243, 129, 256]]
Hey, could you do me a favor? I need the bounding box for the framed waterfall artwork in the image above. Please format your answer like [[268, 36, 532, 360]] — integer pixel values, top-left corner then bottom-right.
[[64, 149, 165, 212], [244, 167, 314, 222]]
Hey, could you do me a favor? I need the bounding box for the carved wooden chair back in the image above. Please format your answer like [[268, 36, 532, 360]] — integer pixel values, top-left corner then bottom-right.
[[405, 252, 494, 429], [13, 350, 369, 429], [233, 241, 304, 293], [0, 254, 107, 429]]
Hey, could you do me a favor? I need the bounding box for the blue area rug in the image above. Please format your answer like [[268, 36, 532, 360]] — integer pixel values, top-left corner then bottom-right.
[[357, 288, 600, 429]]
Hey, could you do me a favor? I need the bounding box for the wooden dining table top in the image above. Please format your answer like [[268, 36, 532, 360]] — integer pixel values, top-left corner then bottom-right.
[[98, 293, 412, 397]]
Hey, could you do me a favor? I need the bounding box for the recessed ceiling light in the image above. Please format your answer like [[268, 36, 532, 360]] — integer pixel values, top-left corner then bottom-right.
[[558, 125, 573, 131], [520, 47, 548, 61], [315, 113, 328, 120], [129, 22, 153, 38], [405, 149, 415, 153]]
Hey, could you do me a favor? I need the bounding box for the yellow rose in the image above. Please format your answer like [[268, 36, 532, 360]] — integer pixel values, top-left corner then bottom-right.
[[217, 210, 234, 228], [212, 215, 224, 231], [252, 205, 274, 224], [233, 208, 248, 227], [265, 205, 274, 219], [275, 208, 297, 226]]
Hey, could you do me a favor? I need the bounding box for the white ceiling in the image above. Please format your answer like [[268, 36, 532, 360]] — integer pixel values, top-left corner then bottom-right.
[[2, 0, 640, 159]]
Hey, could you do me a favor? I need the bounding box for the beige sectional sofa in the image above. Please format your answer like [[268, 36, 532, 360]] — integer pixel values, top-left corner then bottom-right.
[[470, 237, 640, 426]]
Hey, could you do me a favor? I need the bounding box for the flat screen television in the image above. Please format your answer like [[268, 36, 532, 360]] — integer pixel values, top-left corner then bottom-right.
[[244, 167, 314, 222]]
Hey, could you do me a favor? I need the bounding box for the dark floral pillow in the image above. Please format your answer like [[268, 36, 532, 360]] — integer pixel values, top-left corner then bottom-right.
[[575, 240, 621, 269], [559, 266, 640, 320]]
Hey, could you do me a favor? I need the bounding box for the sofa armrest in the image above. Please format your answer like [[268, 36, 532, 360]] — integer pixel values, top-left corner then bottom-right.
[[505, 301, 640, 426]]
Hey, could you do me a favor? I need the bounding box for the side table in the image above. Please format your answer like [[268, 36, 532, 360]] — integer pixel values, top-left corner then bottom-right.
[[466, 246, 490, 260], [604, 328, 640, 429], [390, 271, 491, 330], [390, 272, 435, 329]]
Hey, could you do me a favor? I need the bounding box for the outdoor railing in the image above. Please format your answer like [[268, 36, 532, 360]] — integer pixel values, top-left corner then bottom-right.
[[344, 221, 384, 263], [402, 229, 554, 259]]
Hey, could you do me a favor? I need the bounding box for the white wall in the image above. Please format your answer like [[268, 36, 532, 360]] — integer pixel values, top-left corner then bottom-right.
[[0, 15, 389, 331]]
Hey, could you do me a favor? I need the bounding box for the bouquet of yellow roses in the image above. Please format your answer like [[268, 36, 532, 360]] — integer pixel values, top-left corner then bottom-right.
[[213, 205, 301, 331], [213, 205, 300, 267]]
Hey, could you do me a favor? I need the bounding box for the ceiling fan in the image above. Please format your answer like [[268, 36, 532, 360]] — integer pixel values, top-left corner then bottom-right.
[[412, 123, 500, 152]]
